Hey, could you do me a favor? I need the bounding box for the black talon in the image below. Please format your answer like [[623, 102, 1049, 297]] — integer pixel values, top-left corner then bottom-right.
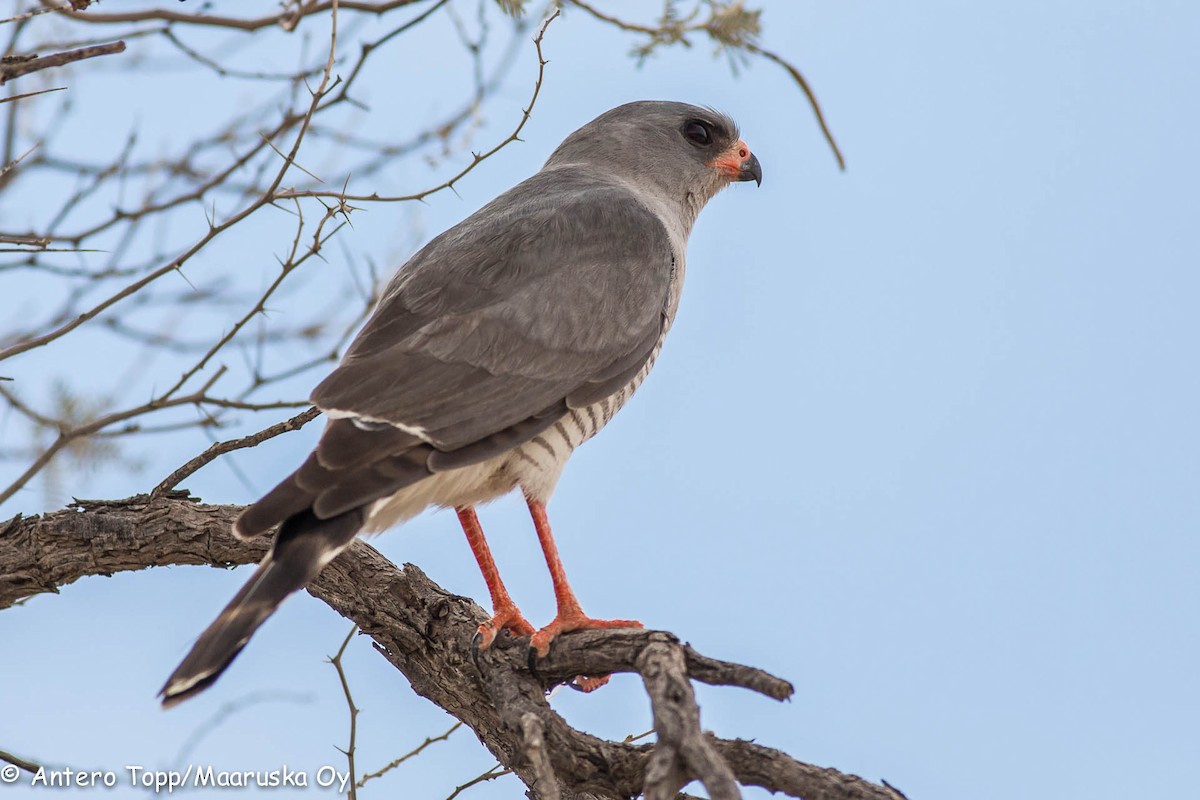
[[526, 642, 540, 673], [470, 630, 484, 669]]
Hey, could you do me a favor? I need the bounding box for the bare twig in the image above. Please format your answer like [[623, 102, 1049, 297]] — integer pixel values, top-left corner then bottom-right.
[[275, 6, 560, 203], [157, 210, 349, 403], [0, 40, 125, 84], [0, 232, 50, 247], [329, 624, 360, 800], [0, 373, 307, 506], [745, 43, 845, 170], [52, 0, 425, 33], [0, 141, 37, 181], [0, 6, 54, 26], [445, 764, 512, 800], [0, 85, 65, 105], [152, 406, 320, 496], [0, 748, 40, 774], [0, 0, 345, 365], [357, 721, 462, 788], [566, 0, 660, 36], [159, 28, 326, 82]]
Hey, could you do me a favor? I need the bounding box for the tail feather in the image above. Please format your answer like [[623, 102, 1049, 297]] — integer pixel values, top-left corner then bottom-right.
[[160, 508, 363, 708], [233, 457, 326, 540]]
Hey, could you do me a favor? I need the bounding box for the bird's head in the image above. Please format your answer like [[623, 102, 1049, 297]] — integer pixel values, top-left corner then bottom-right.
[[544, 101, 761, 210]]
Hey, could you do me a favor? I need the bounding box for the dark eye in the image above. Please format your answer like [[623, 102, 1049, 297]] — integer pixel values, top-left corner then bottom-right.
[[683, 121, 712, 146]]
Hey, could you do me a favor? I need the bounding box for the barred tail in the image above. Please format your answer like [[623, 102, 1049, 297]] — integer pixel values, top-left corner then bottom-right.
[[160, 508, 363, 708]]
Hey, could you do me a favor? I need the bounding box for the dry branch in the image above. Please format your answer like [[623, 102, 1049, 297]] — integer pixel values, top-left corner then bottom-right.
[[356, 721, 462, 788], [151, 406, 321, 495], [0, 493, 903, 800], [0, 40, 124, 84], [53, 0, 426, 33], [639, 641, 739, 800], [0, 85, 65, 106]]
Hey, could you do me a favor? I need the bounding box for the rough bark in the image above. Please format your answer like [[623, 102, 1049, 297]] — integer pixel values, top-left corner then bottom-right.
[[0, 492, 905, 800]]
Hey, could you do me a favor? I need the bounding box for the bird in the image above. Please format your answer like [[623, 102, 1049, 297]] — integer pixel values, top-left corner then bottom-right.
[[161, 100, 762, 707]]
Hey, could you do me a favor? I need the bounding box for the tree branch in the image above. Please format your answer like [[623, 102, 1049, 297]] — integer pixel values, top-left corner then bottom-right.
[[639, 641, 738, 800], [151, 406, 321, 496], [47, 0, 425, 33], [0, 493, 903, 800], [0, 40, 125, 85]]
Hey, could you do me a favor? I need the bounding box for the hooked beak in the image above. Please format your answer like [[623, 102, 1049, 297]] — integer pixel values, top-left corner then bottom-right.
[[709, 139, 763, 187], [739, 151, 763, 187]]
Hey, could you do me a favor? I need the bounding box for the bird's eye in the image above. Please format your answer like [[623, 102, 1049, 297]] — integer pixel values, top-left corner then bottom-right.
[[683, 121, 712, 146]]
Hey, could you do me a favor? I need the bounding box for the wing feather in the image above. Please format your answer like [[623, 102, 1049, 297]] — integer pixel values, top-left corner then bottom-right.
[[237, 167, 674, 538], [312, 168, 673, 447]]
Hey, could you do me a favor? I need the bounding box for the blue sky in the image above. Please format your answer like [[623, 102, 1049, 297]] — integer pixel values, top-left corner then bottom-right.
[[2, 2, 1198, 799]]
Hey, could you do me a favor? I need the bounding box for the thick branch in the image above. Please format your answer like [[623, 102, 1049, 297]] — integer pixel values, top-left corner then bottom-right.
[[639, 641, 739, 800], [0, 493, 900, 800]]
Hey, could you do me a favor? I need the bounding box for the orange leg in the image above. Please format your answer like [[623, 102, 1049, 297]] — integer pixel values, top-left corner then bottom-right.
[[526, 496, 642, 691], [456, 506, 534, 649]]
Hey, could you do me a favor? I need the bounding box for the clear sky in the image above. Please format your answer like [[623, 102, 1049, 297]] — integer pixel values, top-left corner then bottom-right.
[[2, 2, 1198, 799]]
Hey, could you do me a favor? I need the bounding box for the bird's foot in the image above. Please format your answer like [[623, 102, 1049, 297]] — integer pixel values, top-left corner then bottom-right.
[[529, 612, 643, 658], [529, 612, 642, 692], [475, 602, 536, 650], [570, 674, 611, 693]]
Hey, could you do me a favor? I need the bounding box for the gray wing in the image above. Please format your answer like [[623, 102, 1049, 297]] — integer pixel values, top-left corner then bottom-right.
[[236, 168, 674, 536], [315, 169, 673, 446]]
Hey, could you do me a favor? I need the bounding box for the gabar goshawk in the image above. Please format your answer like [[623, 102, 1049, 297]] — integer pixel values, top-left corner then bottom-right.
[[162, 100, 762, 705]]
